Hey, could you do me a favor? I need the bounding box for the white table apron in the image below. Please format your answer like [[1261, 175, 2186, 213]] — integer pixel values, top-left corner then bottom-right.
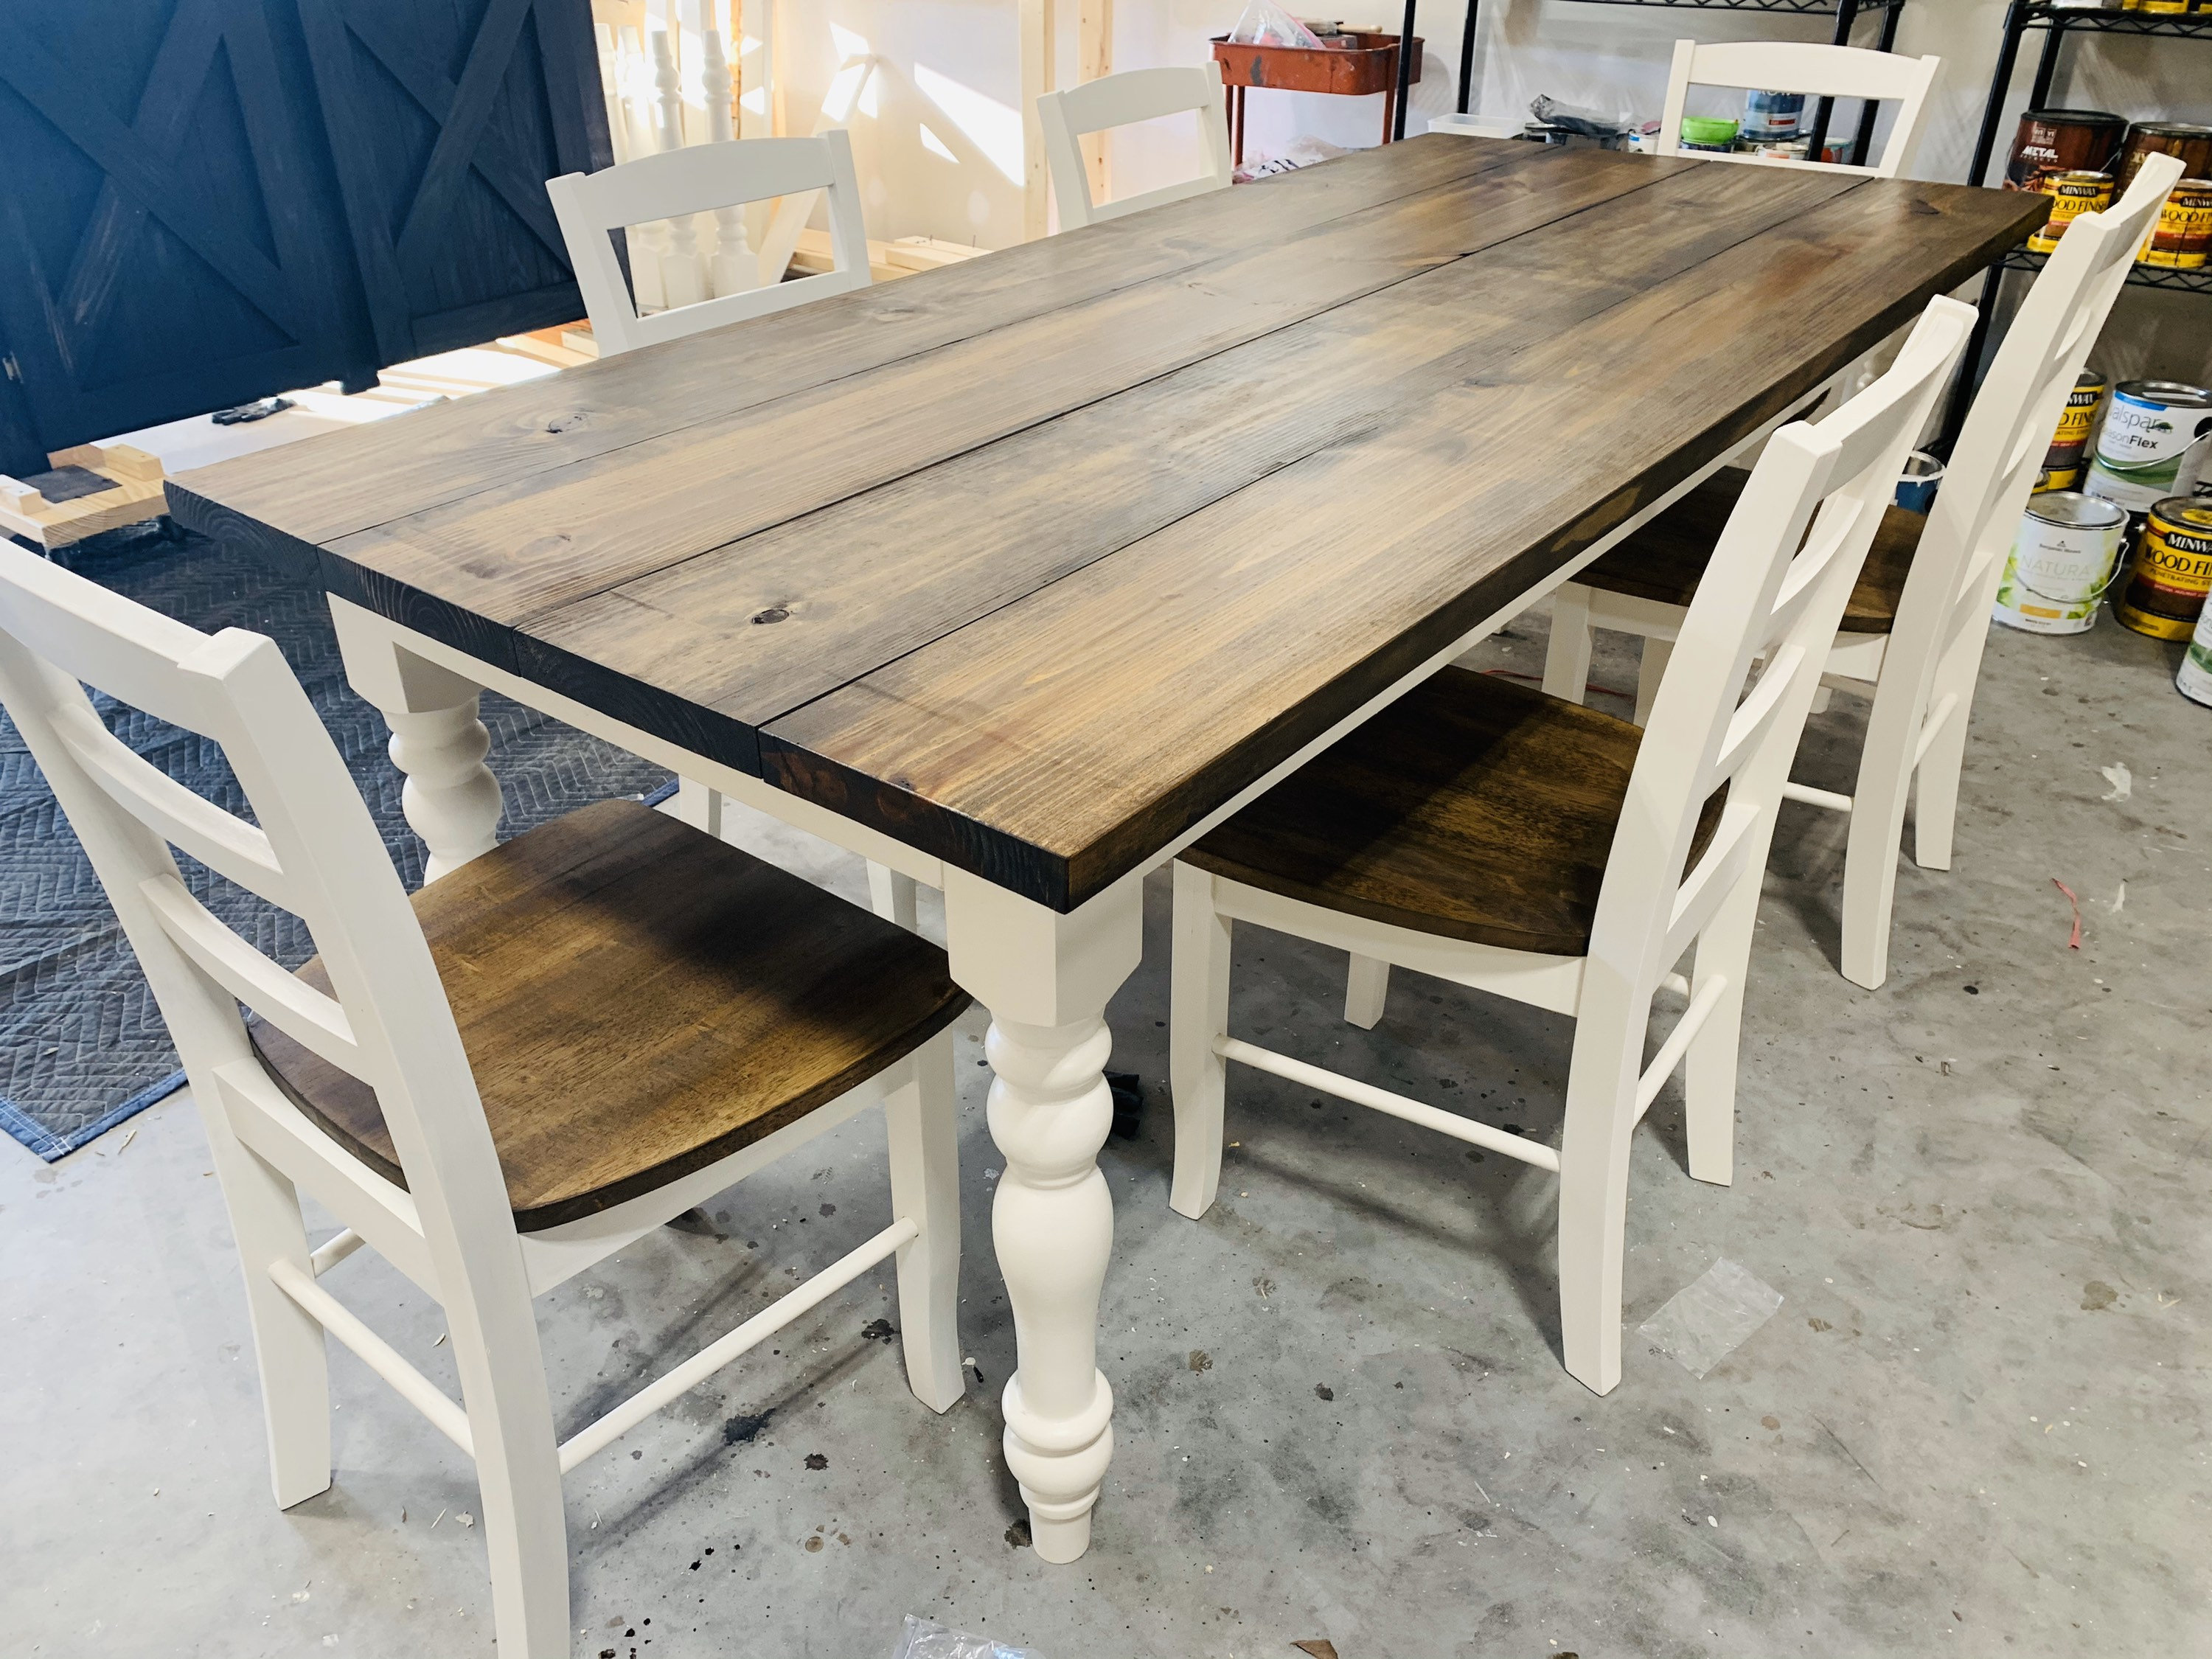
[[325, 385, 1814, 1562]]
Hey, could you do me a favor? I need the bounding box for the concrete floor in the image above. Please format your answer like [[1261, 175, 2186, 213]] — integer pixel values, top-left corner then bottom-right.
[[5, 601, 2207, 1659]]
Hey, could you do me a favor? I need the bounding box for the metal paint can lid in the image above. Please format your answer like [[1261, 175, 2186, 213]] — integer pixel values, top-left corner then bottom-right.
[[2026, 491, 2128, 532], [2113, 379, 2212, 410], [2149, 495, 2212, 535]]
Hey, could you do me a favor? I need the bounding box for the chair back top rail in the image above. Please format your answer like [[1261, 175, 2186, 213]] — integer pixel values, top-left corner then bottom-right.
[[1593, 296, 1975, 990], [547, 129, 870, 355], [1658, 39, 1941, 179], [1038, 63, 1232, 230]]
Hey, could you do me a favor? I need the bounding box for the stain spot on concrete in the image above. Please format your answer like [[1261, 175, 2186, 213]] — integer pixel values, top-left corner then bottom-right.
[[1808, 1318, 1832, 1332], [723, 1410, 773, 1445], [803, 1452, 828, 1470], [860, 1318, 896, 1343], [1315, 1383, 1335, 1401], [803, 1535, 823, 1552], [1005, 1517, 1032, 1548], [1189, 1349, 1213, 1374], [2081, 1281, 2117, 1311], [1253, 1276, 1276, 1299], [1761, 1415, 1781, 1430]]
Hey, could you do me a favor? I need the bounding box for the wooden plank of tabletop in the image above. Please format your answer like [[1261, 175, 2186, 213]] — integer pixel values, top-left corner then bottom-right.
[[759, 179, 2048, 909], [167, 136, 1539, 558], [275, 147, 1686, 666], [518, 161, 1862, 770]]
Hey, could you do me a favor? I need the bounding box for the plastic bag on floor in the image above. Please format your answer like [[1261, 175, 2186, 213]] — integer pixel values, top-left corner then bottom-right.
[[1228, 1, 1323, 49], [888, 1614, 1038, 1659]]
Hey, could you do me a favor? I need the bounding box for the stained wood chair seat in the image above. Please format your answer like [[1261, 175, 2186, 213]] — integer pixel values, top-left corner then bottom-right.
[[1578, 468, 1925, 633], [251, 799, 968, 1231], [1184, 668, 1725, 957]]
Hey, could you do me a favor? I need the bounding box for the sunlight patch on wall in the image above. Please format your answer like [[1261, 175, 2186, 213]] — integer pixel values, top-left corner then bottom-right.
[[914, 63, 1023, 185]]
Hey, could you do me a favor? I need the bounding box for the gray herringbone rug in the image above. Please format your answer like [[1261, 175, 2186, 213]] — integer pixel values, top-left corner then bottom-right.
[[0, 524, 674, 1160]]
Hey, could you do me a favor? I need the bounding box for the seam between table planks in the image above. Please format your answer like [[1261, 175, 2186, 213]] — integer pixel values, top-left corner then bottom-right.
[[507, 164, 1870, 767], [167, 137, 1554, 553], [752, 184, 2045, 908]]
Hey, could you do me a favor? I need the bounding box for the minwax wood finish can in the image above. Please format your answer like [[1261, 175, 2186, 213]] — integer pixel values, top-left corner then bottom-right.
[[2006, 110, 2126, 192], [1994, 493, 2128, 635], [2087, 381, 2212, 512], [2028, 172, 2113, 253], [2143, 179, 2212, 269], [2036, 369, 2107, 494], [2118, 123, 2212, 195], [2115, 497, 2212, 641]]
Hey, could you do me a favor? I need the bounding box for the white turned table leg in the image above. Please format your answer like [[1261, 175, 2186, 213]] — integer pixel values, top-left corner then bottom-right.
[[943, 868, 1144, 1563], [330, 599, 504, 882]]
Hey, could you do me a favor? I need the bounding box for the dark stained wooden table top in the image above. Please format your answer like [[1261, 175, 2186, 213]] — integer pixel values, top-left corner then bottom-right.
[[171, 137, 2045, 912]]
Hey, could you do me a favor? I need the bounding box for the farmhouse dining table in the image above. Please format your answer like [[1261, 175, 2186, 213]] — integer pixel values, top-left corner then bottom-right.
[[170, 135, 2043, 1563]]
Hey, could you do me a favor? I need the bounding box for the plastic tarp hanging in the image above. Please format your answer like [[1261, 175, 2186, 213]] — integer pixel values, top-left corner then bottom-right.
[[1228, 1, 1324, 49]]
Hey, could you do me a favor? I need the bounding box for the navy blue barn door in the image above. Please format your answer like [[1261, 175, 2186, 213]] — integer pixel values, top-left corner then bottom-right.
[[0, 0, 366, 472], [296, 0, 608, 364]]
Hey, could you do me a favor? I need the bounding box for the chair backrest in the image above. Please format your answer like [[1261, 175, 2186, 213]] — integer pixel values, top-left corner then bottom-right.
[[1904, 153, 2184, 677], [0, 548, 516, 1270], [547, 130, 870, 355], [1656, 40, 1941, 179], [1037, 63, 1233, 231], [1587, 296, 1976, 990]]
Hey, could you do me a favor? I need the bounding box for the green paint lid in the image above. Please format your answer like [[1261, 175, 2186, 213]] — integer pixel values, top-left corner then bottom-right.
[[1680, 116, 1739, 145]]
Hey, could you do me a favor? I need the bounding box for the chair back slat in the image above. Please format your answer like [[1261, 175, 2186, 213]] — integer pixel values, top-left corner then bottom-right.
[[1586, 296, 1975, 990], [139, 873, 363, 1073], [1037, 63, 1232, 230], [1656, 38, 1940, 179], [546, 130, 872, 356]]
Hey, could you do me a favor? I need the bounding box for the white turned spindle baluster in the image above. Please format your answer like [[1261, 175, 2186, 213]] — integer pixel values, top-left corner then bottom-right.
[[385, 702, 501, 882], [699, 28, 757, 298], [594, 23, 627, 163], [987, 1014, 1118, 1562], [652, 31, 709, 310], [619, 27, 667, 311]]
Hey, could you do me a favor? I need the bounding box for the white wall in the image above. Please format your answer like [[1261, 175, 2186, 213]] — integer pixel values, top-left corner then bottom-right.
[[782, 0, 2212, 380]]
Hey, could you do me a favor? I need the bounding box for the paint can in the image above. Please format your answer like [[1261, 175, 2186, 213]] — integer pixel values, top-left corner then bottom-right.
[[2087, 380, 2212, 512], [1743, 89, 1805, 139], [2177, 602, 2212, 707], [2118, 123, 2212, 194], [1896, 451, 1944, 514], [2006, 109, 2127, 192], [2027, 171, 2114, 253], [2115, 496, 2212, 639], [1993, 492, 2129, 634], [2036, 369, 2107, 495], [2143, 179, 2212, 270]]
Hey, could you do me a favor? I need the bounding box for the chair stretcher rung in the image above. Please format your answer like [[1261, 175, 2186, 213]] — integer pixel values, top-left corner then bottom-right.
[[310, 1228, 366, 1276], [556, 1217, 918, 1473], [1216, 1037, 1560, 1172], [268, 1257, 473, 1456], [1633, 974, 1729, 1122], [1780, 779, 1853, 813]]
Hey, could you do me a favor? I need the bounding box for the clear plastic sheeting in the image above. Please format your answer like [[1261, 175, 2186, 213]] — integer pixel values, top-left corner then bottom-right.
[[1637, 1258, 1784, 1379], [1227, 1, 1324, 49], [888, 1615, 1039, 1659]]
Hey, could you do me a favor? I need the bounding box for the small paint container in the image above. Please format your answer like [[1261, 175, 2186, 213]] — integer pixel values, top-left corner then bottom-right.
[[2177, 602, 2212, 707], [2037, 369, 2107, 495], [1678, 116, 1739, 153], [1895, 451, 1944, 515], [2027, 171, 2114, 254], [2087, 380, 2212, 512], [2115, 496, 2212, 640], [1992, 492, 2128, 635]]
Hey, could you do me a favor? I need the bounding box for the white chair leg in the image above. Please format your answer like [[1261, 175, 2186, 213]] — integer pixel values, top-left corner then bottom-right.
[[885, 1039, 964, 1413], [868, 862, 920, 931], [1168, 861, 1231, 1221], [1343, 953, 1389, 1029], [1542, 582, 1596, 703], [1909, 677, 1972, 874], [1682, 873, 1761, 1187], [1632, 637, 1672, 728], [1555, 977, 1649, 1396], [451, 1316, 568, 1659], [1839, 703, 1919, 993], [209, 1132, 332, 1508]]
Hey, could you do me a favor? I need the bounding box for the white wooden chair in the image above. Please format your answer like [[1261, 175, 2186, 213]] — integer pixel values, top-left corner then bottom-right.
[[549, 128, 921, 927], [1169, 296, 1974, 1395], [1656, 39, 1941, 178], [0, 547, 967, 1658], [1542, 153, 2184, 990], [1037, 63, 1233, 231], [547, 128, 871, 354]]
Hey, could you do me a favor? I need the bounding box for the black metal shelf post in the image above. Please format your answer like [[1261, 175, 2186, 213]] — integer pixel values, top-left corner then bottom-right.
[[1396, 0, 1909, 156], [1938, 2, 2212, 454]]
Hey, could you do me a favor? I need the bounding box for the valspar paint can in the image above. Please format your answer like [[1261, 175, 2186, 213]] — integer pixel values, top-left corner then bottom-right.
[[2177, 603, 2212, 707], [2115, 496, 2212, 639], [1993, 492, 2129, 634], [2087, 380, 2212, 512]]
